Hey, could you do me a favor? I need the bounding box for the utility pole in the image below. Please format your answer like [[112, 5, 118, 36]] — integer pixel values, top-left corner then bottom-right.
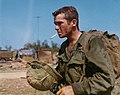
[[35, 16, 40, 60], [35, 16, 40, 41]]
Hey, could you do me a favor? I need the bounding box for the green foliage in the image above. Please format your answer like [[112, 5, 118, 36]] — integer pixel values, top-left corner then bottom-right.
[[24, 40, 59, 52], [51, 41, 59, 52], [41, 40, 49, 48], [0, 47, 2, 50], [5, 45, 12, 51]]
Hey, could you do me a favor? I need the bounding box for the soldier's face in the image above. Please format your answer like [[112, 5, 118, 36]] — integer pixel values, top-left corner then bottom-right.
[[54, 13, 73, 38]]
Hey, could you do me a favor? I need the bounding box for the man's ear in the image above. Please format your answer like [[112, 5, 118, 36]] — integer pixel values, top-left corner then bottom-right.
[[71, 19, 77, 27]]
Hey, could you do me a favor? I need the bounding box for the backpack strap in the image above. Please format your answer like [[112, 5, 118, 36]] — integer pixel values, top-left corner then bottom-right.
[[81, 30, 105, 52], [75, 31, 92, 82], [80, 31, 95, 53]]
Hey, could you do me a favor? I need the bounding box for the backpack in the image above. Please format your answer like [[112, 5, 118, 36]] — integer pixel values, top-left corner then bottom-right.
[[26, 61, 63, 91], [82, 30, 120, 79]]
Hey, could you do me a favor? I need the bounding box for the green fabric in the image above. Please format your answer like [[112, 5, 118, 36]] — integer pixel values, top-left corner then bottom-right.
[[56, 32, 115, 95], [26, 61, 62, 91]]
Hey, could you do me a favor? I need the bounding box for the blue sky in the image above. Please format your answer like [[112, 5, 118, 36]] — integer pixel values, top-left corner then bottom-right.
[[0, 0, 120, 49]]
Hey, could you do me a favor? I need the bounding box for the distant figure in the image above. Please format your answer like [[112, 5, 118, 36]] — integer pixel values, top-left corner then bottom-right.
[[15, 50, 19, 60]]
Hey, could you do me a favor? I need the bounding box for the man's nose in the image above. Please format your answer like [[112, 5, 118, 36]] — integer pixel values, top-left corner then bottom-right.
[[55, 25, 59, 30]]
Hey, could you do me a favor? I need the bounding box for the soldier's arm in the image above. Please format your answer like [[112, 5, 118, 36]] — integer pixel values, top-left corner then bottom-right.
[[71, 37, 115, 95]]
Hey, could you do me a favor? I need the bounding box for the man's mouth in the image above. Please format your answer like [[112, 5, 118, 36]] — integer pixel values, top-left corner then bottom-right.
[[58, 32, 62, 35]]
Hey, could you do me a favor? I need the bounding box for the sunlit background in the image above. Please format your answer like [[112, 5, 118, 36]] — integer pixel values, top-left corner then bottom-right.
[[0, 0, 120, 49]]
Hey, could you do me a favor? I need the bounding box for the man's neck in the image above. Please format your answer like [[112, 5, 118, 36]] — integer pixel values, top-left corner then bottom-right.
[[68, 30, 82, 45], [66, 30, 82, 53]]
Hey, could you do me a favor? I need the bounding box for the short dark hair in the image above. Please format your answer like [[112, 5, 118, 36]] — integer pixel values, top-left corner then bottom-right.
[[52, 6, 79, 29]]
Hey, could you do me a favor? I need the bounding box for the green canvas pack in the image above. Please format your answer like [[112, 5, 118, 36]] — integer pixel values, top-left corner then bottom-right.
[[26, 61, 63, 91], [82, 30, 120, 79]]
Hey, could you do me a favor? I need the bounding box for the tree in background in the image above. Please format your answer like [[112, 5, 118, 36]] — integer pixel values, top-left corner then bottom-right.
[[24, 40, 59, 52], [51, 41, 59, 52], [0, 47, 2, 50], [41, 40, 49, 48], [24, 40, 41, 50], [5, 45, 12, 51]]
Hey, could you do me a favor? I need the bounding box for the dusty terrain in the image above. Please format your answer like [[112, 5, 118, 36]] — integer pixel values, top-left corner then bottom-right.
[[0, 61, 54, 95], [0, 58, 120, 95]]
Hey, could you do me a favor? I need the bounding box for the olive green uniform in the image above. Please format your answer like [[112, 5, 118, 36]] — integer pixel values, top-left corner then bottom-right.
[[56, 32, 115, 95]]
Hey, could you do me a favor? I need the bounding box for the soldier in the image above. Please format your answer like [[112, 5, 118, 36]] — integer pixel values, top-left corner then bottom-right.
[[51, 6, 115, 95]]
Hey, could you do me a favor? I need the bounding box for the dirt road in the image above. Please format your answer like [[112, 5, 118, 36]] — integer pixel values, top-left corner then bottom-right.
[[0, 71, 26, 79]]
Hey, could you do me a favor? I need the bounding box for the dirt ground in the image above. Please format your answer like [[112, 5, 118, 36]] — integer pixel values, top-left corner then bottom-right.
[[0, 61, 54, 95], [0, 61, 120, 95]]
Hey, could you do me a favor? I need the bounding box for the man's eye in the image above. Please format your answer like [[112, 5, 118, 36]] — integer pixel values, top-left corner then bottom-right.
[[55, 22, 62, 26]]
